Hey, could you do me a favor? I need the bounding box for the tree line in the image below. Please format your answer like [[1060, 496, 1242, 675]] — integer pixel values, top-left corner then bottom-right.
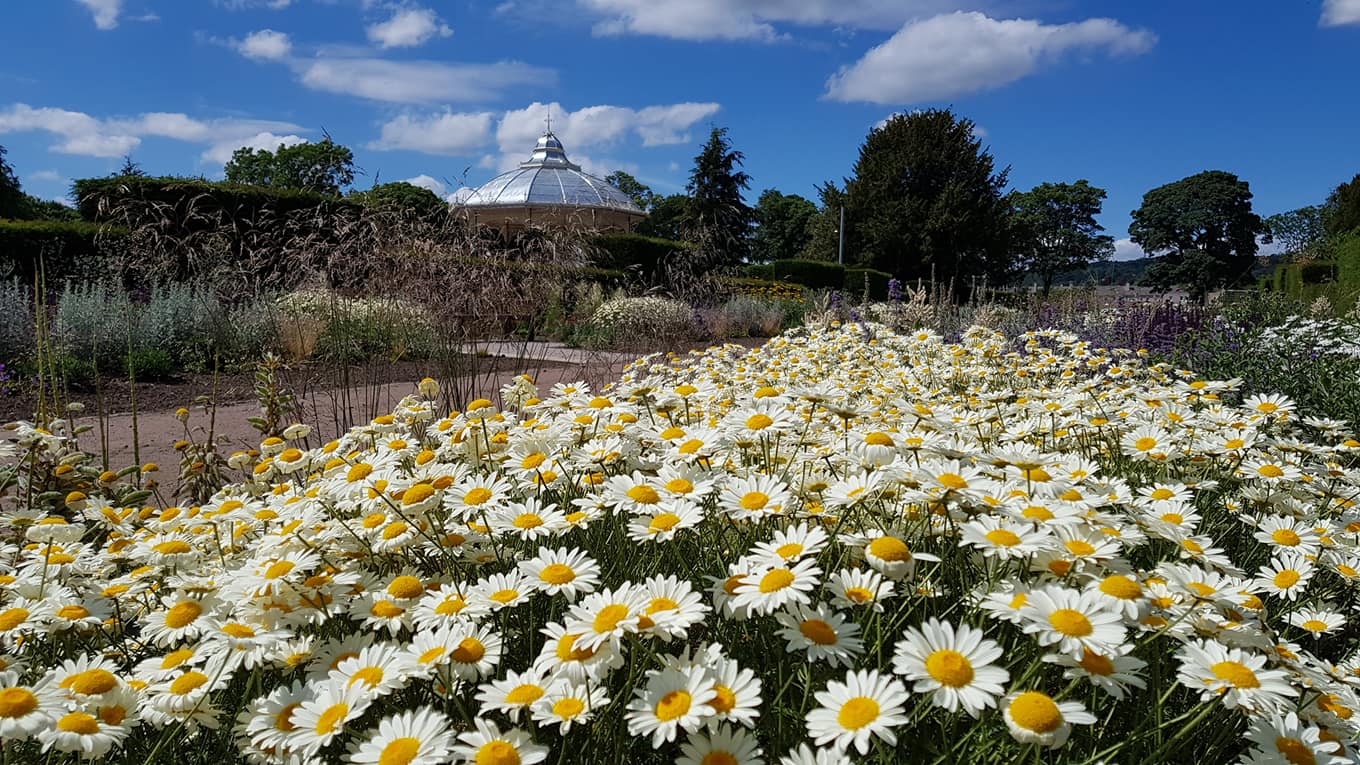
[[5, 109, 1360, 301]]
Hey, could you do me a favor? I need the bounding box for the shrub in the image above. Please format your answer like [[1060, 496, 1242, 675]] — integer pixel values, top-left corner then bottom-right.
[[124, 348, 175, 382], [740, 263, 775, 280], [590, 233, 688, 285], [771, 259, 845, 290], [54, 282, 136, 372], [586, 296, 694, 348], [0, 220, 126, 285], [0, 279, 33, 364]]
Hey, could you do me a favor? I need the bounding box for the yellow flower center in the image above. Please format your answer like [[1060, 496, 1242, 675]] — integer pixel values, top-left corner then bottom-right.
[[0, 688, 39, 718], [1274, 570, 1301, 589], [378, 738, 422, 765], [435, 596, 467, 616], [475, 741, 520, 765], [371, 601, 406, 619], [0, 608, 29, 631], [170, 671, 208, 695], [316, 703, 348, 735], [1211, 660, 1260, 689], [1078, 649, 1115, 676], [1149, 488, 1174, 500], [418, 647, 447, 665], [264, 560, 296, 579], [701, 754, 738, 765], [1009, 691, 1063, 733], [154, 540, 192, 555], [837, 697, 880, 729], [1272, 529, 1301, 546], [985, 529, 1021, 547], [746, 414, 774, 430], [1301, 619, 1330, 633], [56, 604, 91, 620], [740, 492, 770, 511], [665, 478, 694, 494], [347, 463, 374, 482], [402, 483, 436, 507], [1258, 464, 1285, 478], [593, 604, 631, 634], [464, 487, 493, 506], [649, 513, 682, 532], [348, 667, 384, 689], [222, 622, 256, 639], [775, 542, 804, 559], [505, 684, 544, 705], [387, 576, 425, 600], [489, 589, 520, 605], [555, 633, 595, 662], [1134, 437, 1157, 451], [868, 536, 910, 562], [539, 564, 576, 585], [64, 669, 118, 696], [925, 649, 975, 687], [57, 712, 100, 735], [452, 637, 486, 664], [553, 697, 586, 719], [1099, 575, 1142, 600], [513, 514, 544, 529], [1274, 736, 1317, 765], [1049, 609, 1093, 637], [628, 486, 661, 505], [938, 473, 968, 490], [759, 568, 796, 593], [845, 586, 874, 603], [709, 685, 736, 713], [1065, 540, 1096, 556], [799, 619, 838, 645], [161, 649, 194, 669], [1023, 505, 1054, 520], [655, 690, 692, 722]]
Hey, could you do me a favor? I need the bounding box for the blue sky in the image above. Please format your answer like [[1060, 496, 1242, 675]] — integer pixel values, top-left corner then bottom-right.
[[2, 1, 1358, 259]]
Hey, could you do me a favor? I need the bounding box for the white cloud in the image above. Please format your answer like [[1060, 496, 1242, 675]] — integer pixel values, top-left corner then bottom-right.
[[238, 29, 292, 61], [75, 0, 123, 30], [0, 104, 138, 157], [578, 0, 972, 41], [495, 101, 719, 157], [0, 103, 305, 163], [371, 111, 496, 154], [367, 7, 452, 48], [298, 58, 553, 104], [826, 11, 1156, 104], [402, 174, 446, 195], [1322, 0, 1360, 25], [1111, 238, 1144, 262], [201, 131, 308, 165]]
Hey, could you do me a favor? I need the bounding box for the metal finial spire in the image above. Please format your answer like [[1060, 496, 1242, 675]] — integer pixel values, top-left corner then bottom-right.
[[545, 113, 552, 134]]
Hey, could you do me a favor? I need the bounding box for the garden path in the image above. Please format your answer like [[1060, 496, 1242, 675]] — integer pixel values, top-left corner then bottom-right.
[[85, 352, 634, 478]]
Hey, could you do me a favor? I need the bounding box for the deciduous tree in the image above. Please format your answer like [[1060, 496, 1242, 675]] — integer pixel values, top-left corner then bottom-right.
[[1129, 170, 1268, 300], [604, 170, 657, 211], [1010, 180, 1114, 295], [751, 189, 816, 263], [225, 137, 356, 197]]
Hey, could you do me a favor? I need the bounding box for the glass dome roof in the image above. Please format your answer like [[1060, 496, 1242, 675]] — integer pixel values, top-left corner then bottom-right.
[[459, 132, 643, 214]]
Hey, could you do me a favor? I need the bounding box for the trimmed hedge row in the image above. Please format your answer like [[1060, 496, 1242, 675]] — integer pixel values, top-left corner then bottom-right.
[[1263, 234, 1360, 307], [74, 175, 362, 223], [765, 260, 893, 299], [590, 233, 689, 285], [0, 220, 128, 285]]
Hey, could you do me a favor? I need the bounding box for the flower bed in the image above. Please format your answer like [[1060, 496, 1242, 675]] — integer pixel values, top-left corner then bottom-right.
[[2, 321, 1358, 763]]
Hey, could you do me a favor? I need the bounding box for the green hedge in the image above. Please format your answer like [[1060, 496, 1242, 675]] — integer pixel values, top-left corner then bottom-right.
[[741, 264, 775, 280], [0, 220, 128, 285], [845, 268, 892, 300], [590, 233, 688, 285], [772, 259, 846, 290], [74, 175, 361, 223]]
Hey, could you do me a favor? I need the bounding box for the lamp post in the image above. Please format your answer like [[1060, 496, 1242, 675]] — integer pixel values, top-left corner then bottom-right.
[[837, 205, 845, 265]]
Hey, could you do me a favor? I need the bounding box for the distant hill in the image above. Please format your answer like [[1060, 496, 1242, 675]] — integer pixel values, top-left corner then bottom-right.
[[1023, 254, 1287, 287]]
